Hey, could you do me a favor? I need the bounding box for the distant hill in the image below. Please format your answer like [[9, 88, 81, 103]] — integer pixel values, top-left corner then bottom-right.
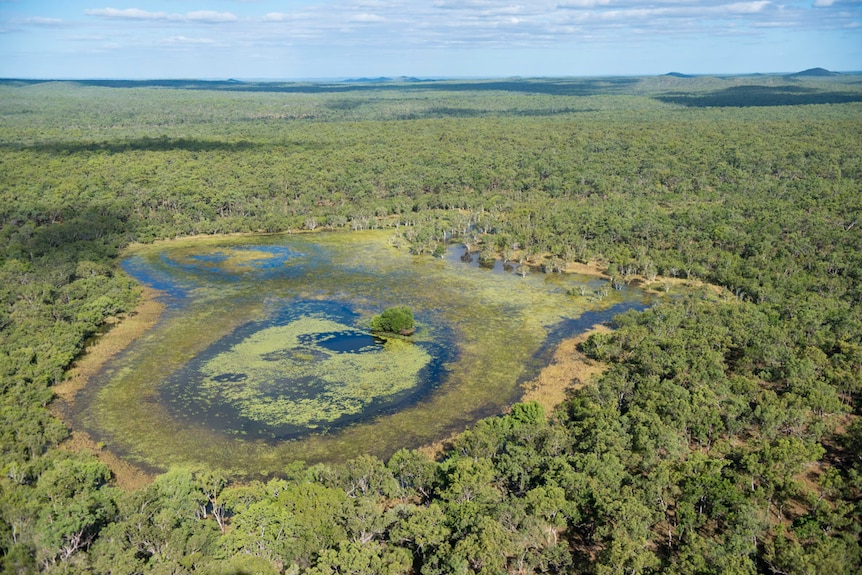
[[787, 67, 839, 77], [663, 72, 695, 78], [344, 76, 392, 83], [342, 76, 426, 83]]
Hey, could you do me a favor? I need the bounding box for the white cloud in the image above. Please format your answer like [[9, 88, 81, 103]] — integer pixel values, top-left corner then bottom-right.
[[49, 1, 862, 64], [726, 1, 771, 13], [0, 0, 857, 79], [160, 36, 216, 45], [263, 12, 292, 22], [351, 13, 385, 22], [433, 1, 498, 8], [85, 8, 169, 20], [18, 16, 65, 26], [237, 0, 816, 51], [85, 7, 237, 23], [186, 11, 238, 23], [557, 0, 612, 8]]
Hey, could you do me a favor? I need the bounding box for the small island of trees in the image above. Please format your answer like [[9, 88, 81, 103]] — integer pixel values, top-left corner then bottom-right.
[[369, 305, 416, 336]]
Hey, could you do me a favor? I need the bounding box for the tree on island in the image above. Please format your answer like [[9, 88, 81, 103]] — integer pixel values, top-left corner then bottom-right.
[[370, 306, 415, 336]]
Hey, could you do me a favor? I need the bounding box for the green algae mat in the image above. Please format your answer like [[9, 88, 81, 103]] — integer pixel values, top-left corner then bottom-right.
[[70, 230, 646, 478]]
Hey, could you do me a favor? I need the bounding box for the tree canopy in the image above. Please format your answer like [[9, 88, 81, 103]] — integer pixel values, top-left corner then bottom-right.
[[0, 76, 860, 573], [370, 306, 415, 335]]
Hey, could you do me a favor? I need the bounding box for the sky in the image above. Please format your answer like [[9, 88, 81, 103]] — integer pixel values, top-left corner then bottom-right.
[[0, 0, 860, 79]]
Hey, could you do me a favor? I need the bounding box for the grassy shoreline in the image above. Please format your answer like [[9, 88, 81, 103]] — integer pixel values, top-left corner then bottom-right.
[[519, 324, 612, 415], [52, 286, 165, 488]]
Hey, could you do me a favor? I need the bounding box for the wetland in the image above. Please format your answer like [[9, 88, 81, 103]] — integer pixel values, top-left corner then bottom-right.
[[66, 230, 649, 478]]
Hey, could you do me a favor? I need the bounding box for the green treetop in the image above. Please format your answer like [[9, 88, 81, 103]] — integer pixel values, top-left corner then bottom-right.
[[369, 306, 415, 336]]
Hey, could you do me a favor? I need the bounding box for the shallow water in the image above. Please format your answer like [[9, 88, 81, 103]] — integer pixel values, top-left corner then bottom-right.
[[159, 299, 452, 441], [70, 231, 649, 478]]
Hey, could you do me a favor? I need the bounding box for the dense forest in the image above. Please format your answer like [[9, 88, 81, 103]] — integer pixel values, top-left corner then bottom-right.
[[1, 74, 861, 573]]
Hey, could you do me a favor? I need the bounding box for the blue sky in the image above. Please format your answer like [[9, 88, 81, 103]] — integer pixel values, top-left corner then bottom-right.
[[1, 0, 860, 79]]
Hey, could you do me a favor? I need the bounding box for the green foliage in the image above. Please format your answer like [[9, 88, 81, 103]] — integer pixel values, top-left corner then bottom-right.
[[308, 541, 412, 575], [369, 306, 415, 335], [1, 77, 861, 573], [0, 453, 118, 570], [87, 468, 222, 573], [509, 401, 545, 426], [387, 449, 438, 501]]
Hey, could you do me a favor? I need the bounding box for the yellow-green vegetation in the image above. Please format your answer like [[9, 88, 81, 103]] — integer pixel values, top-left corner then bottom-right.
[[180, 247, 281, 274], [197, 318, 431, 428]]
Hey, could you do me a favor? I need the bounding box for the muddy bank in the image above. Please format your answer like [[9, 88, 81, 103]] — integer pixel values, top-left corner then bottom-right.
[[520, 324, 611, 414]]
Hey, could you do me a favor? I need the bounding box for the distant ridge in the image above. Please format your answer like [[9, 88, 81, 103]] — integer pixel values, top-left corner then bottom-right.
[[342, 76, 426, 83], [663, 72, 695, 78], [344, 76, 391, 83], [787, 67, 839, 77]]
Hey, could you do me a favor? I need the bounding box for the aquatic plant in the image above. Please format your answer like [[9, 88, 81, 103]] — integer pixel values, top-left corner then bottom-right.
[[194, 317, 431, 429]]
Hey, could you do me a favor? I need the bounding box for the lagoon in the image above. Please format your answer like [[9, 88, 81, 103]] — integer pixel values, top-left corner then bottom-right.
[[68, 230, 648, 478]]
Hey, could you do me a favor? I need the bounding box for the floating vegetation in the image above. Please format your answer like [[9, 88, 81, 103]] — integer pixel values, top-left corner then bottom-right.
[[183, 245, 298, 274], [168, 316, 432, 434], [71, 230, 648, 477]]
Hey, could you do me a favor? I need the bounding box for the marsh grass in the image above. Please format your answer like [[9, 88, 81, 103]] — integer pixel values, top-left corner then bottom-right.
[[70, 230, 646, 478], [52, 287, 166, 487], [59, 430, 156, 490], [53, 286, 165, 405]]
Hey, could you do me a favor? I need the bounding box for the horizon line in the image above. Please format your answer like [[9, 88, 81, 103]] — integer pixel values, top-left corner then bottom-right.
[[2, 68, 860, 83]]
